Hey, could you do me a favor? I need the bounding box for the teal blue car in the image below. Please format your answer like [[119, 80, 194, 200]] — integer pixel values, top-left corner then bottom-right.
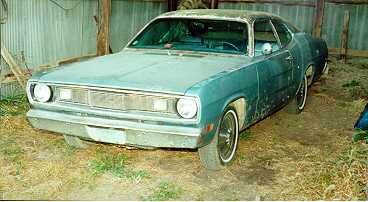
[[26, 9, 328, 169]]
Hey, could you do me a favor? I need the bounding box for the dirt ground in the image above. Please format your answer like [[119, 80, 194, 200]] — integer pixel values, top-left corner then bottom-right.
[[0, 58, 367, 200]]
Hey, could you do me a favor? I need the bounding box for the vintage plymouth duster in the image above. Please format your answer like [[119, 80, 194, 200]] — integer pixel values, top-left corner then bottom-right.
[[26, 9, 328, 169]]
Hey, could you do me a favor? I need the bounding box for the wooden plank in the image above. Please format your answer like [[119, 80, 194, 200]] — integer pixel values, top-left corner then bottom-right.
[[211, 0, 219, 8], [2, 54, 97, 79], [329, 48, 368, 57], [313, 0, 325, 38], [97, 0, 111, 56], [0, 42, 27, 89], [56, 54, 97, 66], [167, 0, 177, 11], [218, 0, 316, 7], [326, 0, 368, 4], [340, 10, 350, 63]]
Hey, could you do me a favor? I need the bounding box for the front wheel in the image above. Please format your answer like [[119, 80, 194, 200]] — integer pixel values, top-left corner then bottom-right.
[[286, 74, 308, 114], [198, 107, 239, 170]]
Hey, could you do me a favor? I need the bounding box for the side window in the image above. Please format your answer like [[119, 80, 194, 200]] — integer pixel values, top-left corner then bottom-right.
[[272, 20, 292, 47], [253, 19, 280, 56]]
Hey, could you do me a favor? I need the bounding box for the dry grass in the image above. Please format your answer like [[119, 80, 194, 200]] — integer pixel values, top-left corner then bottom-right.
[[294, 142, 368, 200]]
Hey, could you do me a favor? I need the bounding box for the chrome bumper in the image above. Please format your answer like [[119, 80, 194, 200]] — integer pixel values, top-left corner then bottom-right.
[[27, 109, 202, 148]]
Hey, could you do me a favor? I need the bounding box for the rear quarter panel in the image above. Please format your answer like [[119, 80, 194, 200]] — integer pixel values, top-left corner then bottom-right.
[[293, 33, 328, 81], [307, 36, 328, 80]]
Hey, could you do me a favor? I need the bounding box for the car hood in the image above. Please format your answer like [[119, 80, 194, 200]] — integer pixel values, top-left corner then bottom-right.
[[34, 49, 249, 95]]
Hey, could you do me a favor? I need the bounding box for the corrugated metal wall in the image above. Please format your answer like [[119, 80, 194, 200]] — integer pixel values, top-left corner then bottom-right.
[[1, 0, 368, 99], [322, 2, 368, 50], [2, 0, 367, 74], [0, 0, 97, 75], [218, 1, 368, 51], [0, 0, 166, 75], [110, 0, 166, 52], [219, 1, 315, 34], [0, 0, 166, 98]]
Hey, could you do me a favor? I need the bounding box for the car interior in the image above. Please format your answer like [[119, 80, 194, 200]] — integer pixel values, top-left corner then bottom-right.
[[254, 19, 281, 56], [130, 18, 249, 55]]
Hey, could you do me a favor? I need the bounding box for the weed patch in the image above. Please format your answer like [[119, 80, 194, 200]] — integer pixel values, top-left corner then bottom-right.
[[237, 153, 251, 164], [271, 134, 281, 145], [127, 170, 150, 183], [342, 80, 360, 88], [1, 146, 24, 162], [89, 149, 148, 182], [353, 130, 368, 143], [240, 130, 251, 141], [0, 95, 29, 116], [0, 142, 25, 176], [144, 181, 182, 201], [89, 149, 128, 177]]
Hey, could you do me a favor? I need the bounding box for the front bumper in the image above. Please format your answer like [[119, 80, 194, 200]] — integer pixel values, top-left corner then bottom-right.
[[27, 109, 202, 148]]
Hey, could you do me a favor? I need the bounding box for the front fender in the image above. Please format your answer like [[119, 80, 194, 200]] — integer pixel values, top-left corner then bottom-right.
[[186, 64, 258, 147]]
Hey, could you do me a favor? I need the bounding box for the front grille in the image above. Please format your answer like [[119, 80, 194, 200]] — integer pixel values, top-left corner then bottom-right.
[[54, 86, 177, 114], [71, 88, 89, 104], [89, 90, 124, 110]]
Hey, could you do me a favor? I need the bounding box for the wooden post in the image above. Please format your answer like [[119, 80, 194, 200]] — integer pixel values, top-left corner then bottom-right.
[[313, 0, 325, 38], [211, 0, 219, 8], [340, 11, 350, 63], [167, 0, 177, 11], [1, 42, 27, 89], [97, 0, 111, 56], [326, 0, 368, 4]]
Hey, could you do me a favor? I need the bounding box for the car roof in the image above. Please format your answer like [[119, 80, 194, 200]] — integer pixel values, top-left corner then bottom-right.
[[159, 9, 282, 22]]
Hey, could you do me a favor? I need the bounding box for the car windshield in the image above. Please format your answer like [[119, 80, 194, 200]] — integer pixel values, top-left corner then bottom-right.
[[129, 18, 249, 55]]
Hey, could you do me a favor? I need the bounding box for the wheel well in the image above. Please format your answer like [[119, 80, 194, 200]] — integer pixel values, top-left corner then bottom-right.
[[228, 98, 246, 130]]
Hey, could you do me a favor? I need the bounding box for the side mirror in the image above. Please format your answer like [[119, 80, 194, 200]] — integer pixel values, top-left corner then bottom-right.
[[261, 43, 273, 55]]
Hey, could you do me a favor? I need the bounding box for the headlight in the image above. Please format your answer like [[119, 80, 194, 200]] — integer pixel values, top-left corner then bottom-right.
[[33, 84, 52, 102], [176, 98, 197, 119]]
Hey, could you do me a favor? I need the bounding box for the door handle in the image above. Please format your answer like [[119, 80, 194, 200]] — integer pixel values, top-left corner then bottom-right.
[[285, 55, 293, 61]]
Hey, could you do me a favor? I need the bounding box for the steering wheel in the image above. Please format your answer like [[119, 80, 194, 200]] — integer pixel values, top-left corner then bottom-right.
[[213, 41, 240, 52]]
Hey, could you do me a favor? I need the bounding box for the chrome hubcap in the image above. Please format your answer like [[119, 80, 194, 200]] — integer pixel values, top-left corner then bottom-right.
[[297, 75, 307, 110], [218, 111, 237, 162]]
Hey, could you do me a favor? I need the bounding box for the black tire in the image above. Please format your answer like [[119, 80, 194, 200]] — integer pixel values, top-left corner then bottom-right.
[[198, 107, 239, 170], [287, 74, 308, 114]]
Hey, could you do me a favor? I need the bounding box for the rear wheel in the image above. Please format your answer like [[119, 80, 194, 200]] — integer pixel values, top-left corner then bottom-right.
[[287, 74, 308, 114], [198, 107, 239, 170]]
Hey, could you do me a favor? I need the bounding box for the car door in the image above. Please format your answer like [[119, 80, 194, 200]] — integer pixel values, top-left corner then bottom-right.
[[253, 18, 293, 119], [271, 18, 300, 96]]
